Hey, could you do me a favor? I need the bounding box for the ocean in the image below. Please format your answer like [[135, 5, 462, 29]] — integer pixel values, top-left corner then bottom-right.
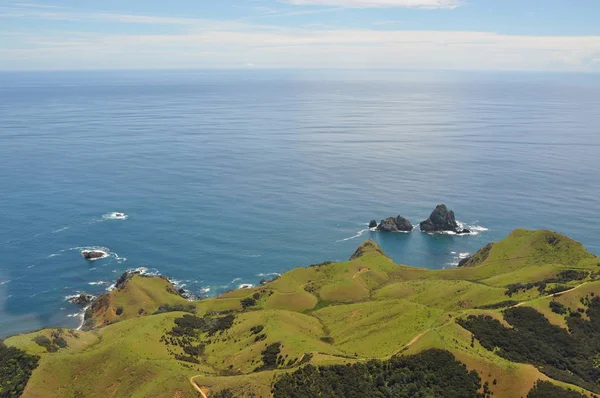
[[1, 69, 599, 338]]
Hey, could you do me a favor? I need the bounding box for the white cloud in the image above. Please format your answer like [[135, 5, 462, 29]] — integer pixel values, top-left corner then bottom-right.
[[279, 0, 462, 9], [3, 27, 600, 72], [1, 5, 599, 72]]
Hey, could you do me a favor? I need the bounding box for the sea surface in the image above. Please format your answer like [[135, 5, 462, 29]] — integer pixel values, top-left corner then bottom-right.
[[1, 69, 599, 338]]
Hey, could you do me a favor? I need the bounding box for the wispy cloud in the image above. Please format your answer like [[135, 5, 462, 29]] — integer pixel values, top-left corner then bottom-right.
[[279, 0, 462, 9], [3, 26, 600, 71], [1, 2, 599, 72]]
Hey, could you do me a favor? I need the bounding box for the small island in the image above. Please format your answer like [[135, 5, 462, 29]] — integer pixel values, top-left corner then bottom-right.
[[419, 204, 471, 234]]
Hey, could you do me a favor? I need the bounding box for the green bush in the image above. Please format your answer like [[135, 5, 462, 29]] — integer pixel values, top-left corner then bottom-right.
[[0, 342, 39, 398], [273, 349, 484, 398]]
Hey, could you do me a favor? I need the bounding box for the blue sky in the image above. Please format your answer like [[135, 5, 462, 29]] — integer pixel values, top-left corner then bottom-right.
[[1, 0, 599, 71]]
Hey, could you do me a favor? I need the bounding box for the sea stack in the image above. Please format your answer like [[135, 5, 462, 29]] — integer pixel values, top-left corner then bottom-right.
[[376, 216, 413, 232], [369, 220, 378, 229], [82, 250, 107, 260], [420, 204, 466, 233]]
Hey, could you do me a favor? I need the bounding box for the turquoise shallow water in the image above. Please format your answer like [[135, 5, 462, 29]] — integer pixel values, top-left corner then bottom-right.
[[1, 69, 599, 337]]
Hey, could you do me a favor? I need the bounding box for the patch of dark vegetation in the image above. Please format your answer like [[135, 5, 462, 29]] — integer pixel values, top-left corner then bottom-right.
[[458, 243, 493, 268], [546, 285, 571, 295], [550, 301, 567, 314], [273, 349, 486, 398], [153, 303, 197, 314], [547, 270, 589, 284], [212, 389, 235, 398], [115, 306, 124, 316], [309, 261, 333, 268], [50, 331, 68, 349], [241, 297, 257, 310], [161, 313, 235, 364], [504, 282, 546, 297], [250, 325, 264, 335], [256, 343, 281, 371], [320, 336, 334, 344], [0, 342, 40, 398], [504, 270, 587, 297], [527, 380, 586, 398], [32, 333, 65, 353], [174, 354, 199, 364], [458, 296, 600, 393], [476, 300, 519, 310], [254, 334, 267, 343]]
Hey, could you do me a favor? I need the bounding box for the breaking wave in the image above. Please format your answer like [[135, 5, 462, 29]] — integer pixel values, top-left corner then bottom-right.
[[102, 212, 129, 221], [336, 228, 370, 243]]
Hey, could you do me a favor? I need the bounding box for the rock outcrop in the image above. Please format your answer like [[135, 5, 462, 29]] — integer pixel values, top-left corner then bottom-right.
[[376, 216, 413, 232], [419, 205, 460, 233], [68, 293, 95, 306], [82, 250, 108, 260], [458, 243, 493, 267], [369, 220, 378, 229]]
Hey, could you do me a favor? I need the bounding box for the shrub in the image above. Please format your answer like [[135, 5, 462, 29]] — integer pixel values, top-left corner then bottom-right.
[[241, 298, 257, 309], [550, 301, 567, 314], [527, 380, 586, 398]]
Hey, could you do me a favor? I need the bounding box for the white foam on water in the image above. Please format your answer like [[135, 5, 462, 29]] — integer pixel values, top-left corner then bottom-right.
[[238, 284, 253, 289], [459, 252, 470, 259], [456, 221, 489, 235], [52, 227, 70, 234], [48, 253, 61, 258], [244, 254, 262, 258], [200, 287, 211, 294], [0, 280, 11, 285], [231, 277, 242, 284], [76, 305, 92, 330], [102, 212, 129, 221], [336, 228, 370, 243], [257, 272, 281, 278]]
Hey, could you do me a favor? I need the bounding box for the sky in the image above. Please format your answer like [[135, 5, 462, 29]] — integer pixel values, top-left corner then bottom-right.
[[1, 0, 600, 71]]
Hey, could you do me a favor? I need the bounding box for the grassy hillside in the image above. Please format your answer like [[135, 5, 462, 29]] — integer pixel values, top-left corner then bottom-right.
[[4, 229, 600, 398]]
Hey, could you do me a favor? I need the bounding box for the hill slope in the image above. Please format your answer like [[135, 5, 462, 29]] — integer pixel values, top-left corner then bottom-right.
[[3, 229, 600, 398]]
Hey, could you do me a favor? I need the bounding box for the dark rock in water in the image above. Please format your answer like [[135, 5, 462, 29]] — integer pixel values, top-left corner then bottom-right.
[[457, 229, 472, 235], [369, 220, 378, 229], [68, 293, 95, 306], [419, 204, 459, 233], [376, 216, 413, 232], [82, 250, 107, 260]]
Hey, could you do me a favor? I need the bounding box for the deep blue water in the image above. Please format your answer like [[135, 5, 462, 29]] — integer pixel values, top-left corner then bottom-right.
[[1, 69, 599, 338]]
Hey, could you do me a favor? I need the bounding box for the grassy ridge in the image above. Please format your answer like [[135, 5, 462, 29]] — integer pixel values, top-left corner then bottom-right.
[[4, 229, 600, 397]]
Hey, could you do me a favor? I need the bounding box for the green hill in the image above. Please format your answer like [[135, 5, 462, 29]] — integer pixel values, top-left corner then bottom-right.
[[3, 229, 600, 398]]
